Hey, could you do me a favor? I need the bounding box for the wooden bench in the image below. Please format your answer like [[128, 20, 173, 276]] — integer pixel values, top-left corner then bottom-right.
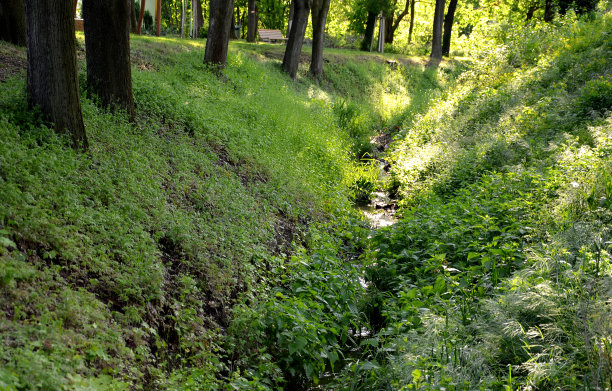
[[258, 29, 287, 43]]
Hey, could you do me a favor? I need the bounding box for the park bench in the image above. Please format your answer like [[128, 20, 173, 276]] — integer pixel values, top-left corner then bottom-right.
[[258, 29, 287, 43]]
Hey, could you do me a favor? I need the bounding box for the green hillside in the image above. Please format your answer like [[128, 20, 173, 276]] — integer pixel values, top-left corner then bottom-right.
[[1, 9, 611, 391]]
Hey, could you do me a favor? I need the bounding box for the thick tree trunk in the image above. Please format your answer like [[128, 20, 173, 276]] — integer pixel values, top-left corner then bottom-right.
[[83, 0, 134, 119], [441, 0, 457, 57], [430, 0, 445, 61], [286, 0, 294, 36], [204, 0, 234, 67], [310, 0, 330, 78], [25, 0, 87, 150], [282, 0, 310, 78], [360, 11, 377, 51], [247, 0, 257, 42], [0, 0, 26, 46], [408, 0, 415, 43]]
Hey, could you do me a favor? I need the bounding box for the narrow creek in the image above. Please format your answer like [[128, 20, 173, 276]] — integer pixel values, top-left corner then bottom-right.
[[308, 132, 398, 390]]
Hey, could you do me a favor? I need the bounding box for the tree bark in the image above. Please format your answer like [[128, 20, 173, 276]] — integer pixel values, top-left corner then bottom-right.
[[286, 0, 294, 37], [155, 0, 161, 36], [441, 0, 457, 57], [196, 0, 204, 36], [387, 0, 410, 45], [25, 0, 87, 150], [0, 0, 26, 46], [204, 0, 234, 67], [430, 0, 445, 61], [137, 0, 146, 33], [247, 0, 257, 42], [83, 0, 134, 119], [130, 0, 138, 32], [282, 0, 310, 78], [230, 6, 238, 39], [408, 0, 415, 43], [544, 0, 554, 21], [181, 0, 186, 37], [310, 0, 330, 78], [360, 11, 377, 51]]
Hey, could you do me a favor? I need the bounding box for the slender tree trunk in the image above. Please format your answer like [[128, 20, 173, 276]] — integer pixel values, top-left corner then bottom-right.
[[74, 0, 78, 15], [181, 0, 186, 37], [230, 7, 238, 39], [310, 0, 330, 78], [204, 0, 234, 67], [137, 0, 146, 33], [282, 0, 310, 78], [286, 0, 294, 36], [441, 0, 457, 56], [430, 0, 445, 61], [83, 0, 134, 119], [0, 0, 26, 46], [155, 0, 161, 36], [25, 0, 87, 150], [247, 0, 257, 42], [360, 11, 377, 51], [408, 0, 415, 43]]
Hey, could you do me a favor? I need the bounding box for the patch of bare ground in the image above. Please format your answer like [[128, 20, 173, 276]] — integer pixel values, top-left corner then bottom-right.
[[0, 45, 26, 82]]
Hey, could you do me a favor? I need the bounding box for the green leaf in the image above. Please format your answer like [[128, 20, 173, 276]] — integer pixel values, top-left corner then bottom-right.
[[0, 237, 16, 249]]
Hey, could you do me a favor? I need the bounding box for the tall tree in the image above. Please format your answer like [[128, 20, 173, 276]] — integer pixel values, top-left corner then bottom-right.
[[430, 0, 445, 61], [137, 0, 146, 34], [247, 0, 257, 42], [441, 0, 457, 56], [286, 0, 294, 36], [0, 0, 26, 46], [310, 0, 331, 78], [83, 0, 135, 119], [282, 0, 311, 78], [204, 0, 234, 67], [131, 0, 138, 32], [181, 0, 186, 37], [360, 10, 377, 50], [386, 0, 410, 44], [155, 0, 161, 36], [24, 0, 87, 150], [408, 0, 415, 43], [192, 0, 204, 37]]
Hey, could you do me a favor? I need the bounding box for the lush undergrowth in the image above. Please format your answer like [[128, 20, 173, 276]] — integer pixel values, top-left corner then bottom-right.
[[0, 35, 457, 389], [344, 11, 612, 390]]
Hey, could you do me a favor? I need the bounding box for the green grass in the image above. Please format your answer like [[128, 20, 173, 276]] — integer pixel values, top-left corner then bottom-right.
[[0, 32, 462, 389]]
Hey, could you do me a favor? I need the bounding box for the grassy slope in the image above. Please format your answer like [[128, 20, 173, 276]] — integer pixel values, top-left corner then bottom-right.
[[0, 35, 456, 389], [352, 11, 612, 390]]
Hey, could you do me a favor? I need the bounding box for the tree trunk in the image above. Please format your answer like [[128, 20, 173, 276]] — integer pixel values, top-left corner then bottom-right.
[[441, 0, 457, 57], [387, 0, 410, 45], [282, 0, 310, 78], [155, 0, 161, 36], [196, 0, 204, 36], [230, 7, 238, 39], [310, 0, 330, 78], [408, 0, 415, 43], [544, 0, 554, 21], [137, 0, 146, 34], [360, 11, 377, 51], [83, 0, 134, 119], [247, 0, 257, 42], [204, 0, 234, 67], [430, 0, 445, 61], [286, 0, 294, 36], [24, 0, 87, 150], [130, 0, 138, 33], [0, 0, 26, 46], [181, 0, 186, 37]]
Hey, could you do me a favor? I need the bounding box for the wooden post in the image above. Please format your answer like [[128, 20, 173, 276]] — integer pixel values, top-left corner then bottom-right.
[[155, 0, 161, 36], [377, 12, 385, 53], [137, 0, 145, 34]]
